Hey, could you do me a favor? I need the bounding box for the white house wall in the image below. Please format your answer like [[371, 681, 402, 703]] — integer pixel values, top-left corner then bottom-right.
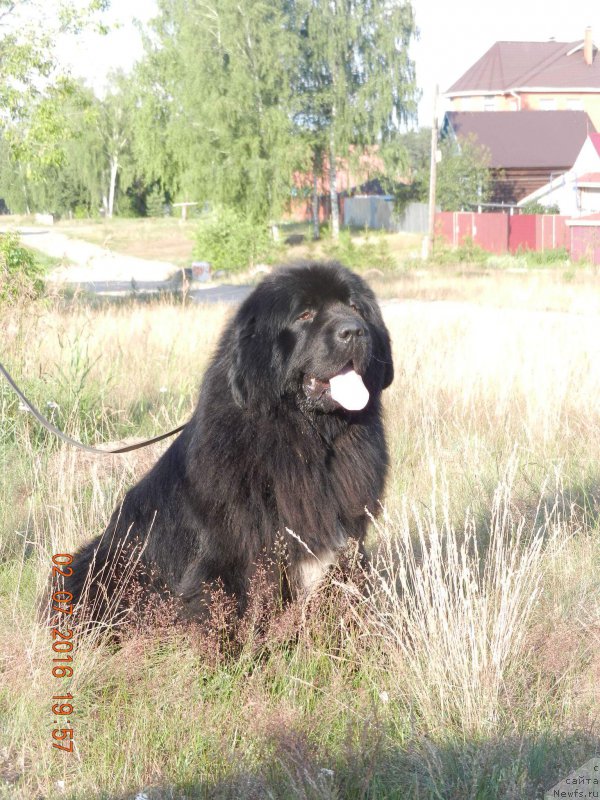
[[572, 138, 600, 174], [519, 171, 579, 215], [518, 136, 600, 215], [580, 187, 600, 214]]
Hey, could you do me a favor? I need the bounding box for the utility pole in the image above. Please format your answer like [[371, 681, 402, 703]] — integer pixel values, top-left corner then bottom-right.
[[426, 84, 439, 259]]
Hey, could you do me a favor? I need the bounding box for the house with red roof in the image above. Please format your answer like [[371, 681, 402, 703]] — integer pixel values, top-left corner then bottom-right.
[[445, 28, 600, 129], [517, 133, 600, 215], [442, 29, 600, 207], [442, 110, 593, 204]]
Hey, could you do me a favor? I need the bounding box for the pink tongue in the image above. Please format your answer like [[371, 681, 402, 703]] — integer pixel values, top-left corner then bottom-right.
[[329, 370, 369, 411]]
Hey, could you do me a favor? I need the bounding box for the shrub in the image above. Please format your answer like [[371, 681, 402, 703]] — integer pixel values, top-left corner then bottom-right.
[[520, 201, 561, 215], [323, 228, 396, 271], [194, 207, 276, 272], [428, 236, 489, 266], [145, 186, 165, 218], [0, 233, 45, 302], [73, 204, 91, 219], [522, 247, 570, 267]]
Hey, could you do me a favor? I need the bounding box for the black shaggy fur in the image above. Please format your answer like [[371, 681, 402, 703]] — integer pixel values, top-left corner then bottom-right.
[[63, 262, 394, 624]]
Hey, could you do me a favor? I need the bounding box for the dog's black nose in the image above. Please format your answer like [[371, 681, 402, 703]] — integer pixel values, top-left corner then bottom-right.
[[336, 319, 366, 341]]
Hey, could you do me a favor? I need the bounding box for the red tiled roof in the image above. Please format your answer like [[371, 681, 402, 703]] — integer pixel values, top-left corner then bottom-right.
[[578, 172, 600, 184], [444, 110, 593, 169], [447, 39, 600, 94]]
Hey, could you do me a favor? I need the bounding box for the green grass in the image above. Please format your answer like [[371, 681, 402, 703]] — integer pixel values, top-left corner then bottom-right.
[[7, 214, 584, 279], [22, 245, 72, 273], [1, 279, 600, 798]]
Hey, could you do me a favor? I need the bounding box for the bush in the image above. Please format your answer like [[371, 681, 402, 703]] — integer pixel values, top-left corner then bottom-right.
[[428, 236, 489, 266], [145, 186, 165, 218], [520, 202, 561, 215], [194, 207, 276, 272], [323, 229, 396, 271], [521, 247, 570, 267], [0, 233, 45, 302], [73, 205, 91, 219]]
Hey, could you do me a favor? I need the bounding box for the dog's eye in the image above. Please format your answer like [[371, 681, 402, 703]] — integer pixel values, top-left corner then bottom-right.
[[349, 302, 361, 315], [297, 310, 315, 322]]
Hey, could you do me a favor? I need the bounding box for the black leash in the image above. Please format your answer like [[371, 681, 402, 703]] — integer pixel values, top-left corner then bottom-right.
[[0, 361, 186, 454]]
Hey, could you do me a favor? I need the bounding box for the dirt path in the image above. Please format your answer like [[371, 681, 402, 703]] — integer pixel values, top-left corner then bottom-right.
[[12, 227, 179, 284]]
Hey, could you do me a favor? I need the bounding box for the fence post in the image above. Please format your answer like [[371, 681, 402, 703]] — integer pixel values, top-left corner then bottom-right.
[[426, 85, 439, 258]]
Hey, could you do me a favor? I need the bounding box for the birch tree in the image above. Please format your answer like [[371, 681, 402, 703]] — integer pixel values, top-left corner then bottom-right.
[[289, 0, 418, 238], [135, 0, 305, 222], [98, 84, 133, 218], [0, 0, 110, 212]]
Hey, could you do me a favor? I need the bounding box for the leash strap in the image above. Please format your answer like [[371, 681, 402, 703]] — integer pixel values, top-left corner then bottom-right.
[[0, 361, 186, 454]]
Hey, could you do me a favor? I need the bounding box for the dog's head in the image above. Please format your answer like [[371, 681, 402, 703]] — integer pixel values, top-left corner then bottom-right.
[[227, 261, 393, 414]]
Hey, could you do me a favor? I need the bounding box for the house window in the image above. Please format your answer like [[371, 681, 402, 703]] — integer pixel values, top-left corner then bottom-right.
[[567, 98, 584, 111], [540, 98, 557, 110]]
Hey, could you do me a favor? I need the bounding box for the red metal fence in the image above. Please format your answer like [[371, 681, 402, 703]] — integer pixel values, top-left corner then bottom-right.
[[435, 212, 570, 256], [435, 212, 508, 253], [537, 215, 570, 251], [508, 215, 536, 253], [569, 223, 600, 264]]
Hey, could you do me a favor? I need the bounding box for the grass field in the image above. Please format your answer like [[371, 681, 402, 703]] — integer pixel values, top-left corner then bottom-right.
[[2, 213, 590, 279], [1, 270, 600, 799], [54, 218, 199, 265], [3, 215, 423, 270]]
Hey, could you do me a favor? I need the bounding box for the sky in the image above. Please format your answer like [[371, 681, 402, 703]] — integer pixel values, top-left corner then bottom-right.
[[59, 0, 598, 126]]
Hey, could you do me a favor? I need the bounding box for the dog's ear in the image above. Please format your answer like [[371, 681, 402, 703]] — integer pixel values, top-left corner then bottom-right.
[[377, 325, 394, 390], [228, 311, 278, 409], [228, 314, 255, 408], [361, 295, 394, 391]]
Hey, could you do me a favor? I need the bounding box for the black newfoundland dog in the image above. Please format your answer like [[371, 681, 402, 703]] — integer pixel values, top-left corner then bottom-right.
[[64, 261, 393, 624]]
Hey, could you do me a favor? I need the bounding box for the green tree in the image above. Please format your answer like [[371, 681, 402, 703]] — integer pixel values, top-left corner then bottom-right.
[[374, 127, 492, 213], [145, 184, 165, 217], [0, 80, 106, 215], [378, 127, 430, 211], [288, 0, 418, 238], [436, 133, 492, 212], [97, 75, 135, 218], [0, 1, 110, 213], [0, 231, 44, 301], [135, 0, 304, 223]]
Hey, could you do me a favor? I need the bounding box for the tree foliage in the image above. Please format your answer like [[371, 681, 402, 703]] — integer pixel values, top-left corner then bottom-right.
[[0, 0, 420, 225], [133, 0, 305, 222], [436, 133, 492, 211], [288, 0, 418, 236], [194, 206, 276, 271], [131, 0, 417, 228], [520, 200, 560, 215], [390, 128, 493, 213], [0, 232, 44, 301], [0, 0, 109, 118], [290, 0, 417, 149], [0, 1, 112, 213], [0, 81, 106, 214]]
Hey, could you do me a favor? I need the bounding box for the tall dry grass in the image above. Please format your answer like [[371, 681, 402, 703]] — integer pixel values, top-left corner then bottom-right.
[[1, 278, 599, 798]]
